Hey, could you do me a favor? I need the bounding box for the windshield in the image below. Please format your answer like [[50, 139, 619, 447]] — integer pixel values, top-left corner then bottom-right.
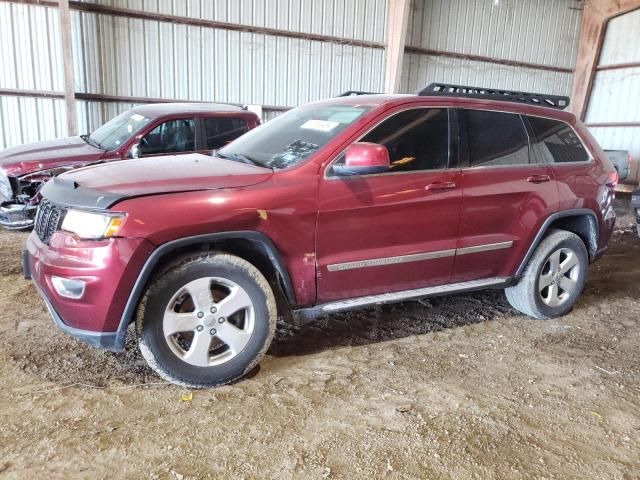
[[88, 111, 152, 151], [218, 103, 372, 169]]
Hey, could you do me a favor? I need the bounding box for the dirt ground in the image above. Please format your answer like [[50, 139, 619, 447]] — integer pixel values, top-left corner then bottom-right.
[[0, 198, 638, 480]]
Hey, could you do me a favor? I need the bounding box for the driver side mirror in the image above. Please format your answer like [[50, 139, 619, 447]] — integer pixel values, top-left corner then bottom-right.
[[332, 142, 390, 176], [127, 143, 140, 159]]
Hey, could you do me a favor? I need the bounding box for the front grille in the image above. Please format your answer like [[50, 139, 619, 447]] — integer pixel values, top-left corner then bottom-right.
[[34, 199, 65, 244]]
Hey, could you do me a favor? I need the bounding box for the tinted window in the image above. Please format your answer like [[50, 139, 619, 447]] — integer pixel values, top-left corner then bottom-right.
[[526, 116, 589, 164], [140, 119, 196, 155], [462, 110, 529, 167], [204, 117, 249, 150], [333, 108, 449, 173]]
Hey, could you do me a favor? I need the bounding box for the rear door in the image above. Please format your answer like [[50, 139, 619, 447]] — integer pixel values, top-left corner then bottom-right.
[[523, 115, 595, 209], [451, 108, 559, 283], [316, 107, 463, 302]]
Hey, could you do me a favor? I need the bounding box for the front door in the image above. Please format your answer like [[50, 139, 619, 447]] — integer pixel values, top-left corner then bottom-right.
[[316, 107, 463, 302], [138, 118, 197, 157]]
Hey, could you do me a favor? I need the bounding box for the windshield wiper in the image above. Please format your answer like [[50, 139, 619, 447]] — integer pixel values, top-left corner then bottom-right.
[[81, 134, 103, 150], [215, 151, 263, 167]]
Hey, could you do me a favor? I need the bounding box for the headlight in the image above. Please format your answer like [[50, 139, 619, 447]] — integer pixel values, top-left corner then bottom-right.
[[61, 209, 125, 239], [0, 170, 13, 202]]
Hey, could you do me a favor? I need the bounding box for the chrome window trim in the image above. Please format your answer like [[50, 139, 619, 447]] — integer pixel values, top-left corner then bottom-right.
[[327, 241, 514, 272], [461, 158, 594, 171], [536, 158, 595, 167], [461, 163, 548, 172], [323, 105, 454, 180]]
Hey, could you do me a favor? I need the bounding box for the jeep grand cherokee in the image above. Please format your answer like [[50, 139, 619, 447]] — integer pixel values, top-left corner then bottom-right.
[[23, 84, 617, 387]]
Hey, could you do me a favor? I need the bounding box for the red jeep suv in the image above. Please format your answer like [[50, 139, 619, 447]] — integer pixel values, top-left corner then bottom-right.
[[23, 84, 617, 387], [0, 103, 259, 229]]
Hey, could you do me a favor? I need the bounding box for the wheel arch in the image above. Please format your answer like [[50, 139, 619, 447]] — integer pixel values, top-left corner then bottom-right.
[[516, 209, 598, 277], [115, 231, 296, 347]]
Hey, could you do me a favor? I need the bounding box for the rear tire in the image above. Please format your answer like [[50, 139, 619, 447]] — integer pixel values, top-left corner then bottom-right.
[[505, 229, 588, 320], [138, 252, 277, 388]]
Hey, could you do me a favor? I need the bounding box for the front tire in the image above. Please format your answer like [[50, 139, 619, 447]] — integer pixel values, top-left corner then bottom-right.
[[138, 252, 277, 388], [505, 229, 588, 320]]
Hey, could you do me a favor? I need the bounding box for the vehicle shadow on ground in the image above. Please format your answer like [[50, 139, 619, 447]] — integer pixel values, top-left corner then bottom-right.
[[269, 290, 514, 357]]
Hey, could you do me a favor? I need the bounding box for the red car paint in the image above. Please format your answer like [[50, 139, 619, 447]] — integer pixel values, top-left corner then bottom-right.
[[0, 103, 259, 229], [24, 94, 616, 350], [0, 136, 105, 177], [0, 104, 259, 176], [65, 153, 274, 197]]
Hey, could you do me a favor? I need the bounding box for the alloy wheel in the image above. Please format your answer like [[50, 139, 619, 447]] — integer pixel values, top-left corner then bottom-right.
[[538, 247, 580, 307], [162, 277, 255, 367]]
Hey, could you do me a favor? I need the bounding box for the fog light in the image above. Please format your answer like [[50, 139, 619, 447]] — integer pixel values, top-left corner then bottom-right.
[[51, 276, 86, 299]]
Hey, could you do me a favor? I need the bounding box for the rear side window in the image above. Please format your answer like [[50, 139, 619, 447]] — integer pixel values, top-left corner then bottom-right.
[[356, 108, 449, 172], [204, 117, 249, 150], [461, 110, 529, 167], [526, 116, 590, 164]]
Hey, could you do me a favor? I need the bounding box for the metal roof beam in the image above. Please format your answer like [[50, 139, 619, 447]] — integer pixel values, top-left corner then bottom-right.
[[383, 0, 410, 94], [570, 0, 640, 120]]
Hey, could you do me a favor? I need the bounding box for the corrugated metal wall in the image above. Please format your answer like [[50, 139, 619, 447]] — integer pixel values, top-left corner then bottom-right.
[[0, 0, 589, 151], [585, 8, 640, 161], [76, 0, 387, 43], [72, 12, 385, 106], [402, 0, 582, 95], [76, 100, 138, 135], [0, 2, 68, 149], [1, 0, 386, 148], [71, 0, 386, 130]]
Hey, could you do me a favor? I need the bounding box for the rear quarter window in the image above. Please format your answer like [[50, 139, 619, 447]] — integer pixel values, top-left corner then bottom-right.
[[526, 116, 590, 164]]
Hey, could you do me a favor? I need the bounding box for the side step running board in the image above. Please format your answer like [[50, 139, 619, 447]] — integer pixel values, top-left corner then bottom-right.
[[300, 277, 510, 315]]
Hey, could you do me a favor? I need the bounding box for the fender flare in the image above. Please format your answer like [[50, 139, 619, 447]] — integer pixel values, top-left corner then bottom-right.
[[113, 231, 296, 350], [515, 208, 598, 277]]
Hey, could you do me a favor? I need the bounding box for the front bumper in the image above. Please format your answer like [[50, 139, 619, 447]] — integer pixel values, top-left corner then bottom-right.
[[31, 272, 124, 350], [24, 231, 154, 351], [0, 203, 35, 229]]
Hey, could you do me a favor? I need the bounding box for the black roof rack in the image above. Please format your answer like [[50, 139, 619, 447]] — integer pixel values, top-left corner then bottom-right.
[[338, 90, 378, 97], [418, 83, 570, 110]]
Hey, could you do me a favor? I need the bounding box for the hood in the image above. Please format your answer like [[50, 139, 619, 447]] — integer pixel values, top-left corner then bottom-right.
[[0, 136, 105, 177], [44, 153, 273, 208]]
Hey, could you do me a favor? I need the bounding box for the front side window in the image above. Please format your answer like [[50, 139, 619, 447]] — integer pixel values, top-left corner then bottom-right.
[[218, 103, 372, 169], [337, 108, 449, 173], [139, 118, 196, 156], [461, 110, 530, 167], [88, 111, 151, 151], [204, 117, 248, 150], [526, 116, 590, 164]]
